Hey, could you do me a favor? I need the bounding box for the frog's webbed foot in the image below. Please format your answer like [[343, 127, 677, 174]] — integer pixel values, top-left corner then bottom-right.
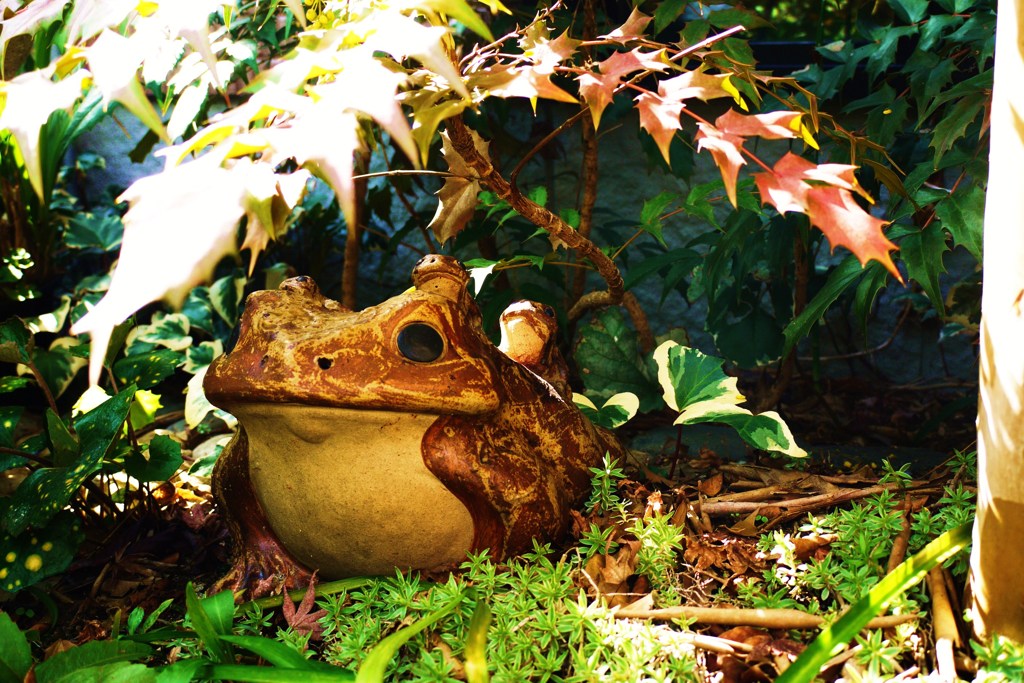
[[213, 534, 315, 601]]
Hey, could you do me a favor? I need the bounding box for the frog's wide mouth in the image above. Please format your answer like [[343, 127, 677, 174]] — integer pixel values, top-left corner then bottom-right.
[[224, 402, 441, 445]]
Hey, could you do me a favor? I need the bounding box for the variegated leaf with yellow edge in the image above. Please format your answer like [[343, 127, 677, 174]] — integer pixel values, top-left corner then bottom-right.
[[654, 341, 806, 458]]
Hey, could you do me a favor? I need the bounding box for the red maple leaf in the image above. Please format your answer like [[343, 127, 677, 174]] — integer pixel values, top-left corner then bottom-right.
[[281, 574, 328, 641], [660, 70, 735, 103], [715, 108, 805, 140], [807, 186, 900, 279], [636, 91, 684, 164], [579, 48, 667, 127], [601, 7, 653, 44], [695, 122, 747, 206], [753, 153, 900, 279]]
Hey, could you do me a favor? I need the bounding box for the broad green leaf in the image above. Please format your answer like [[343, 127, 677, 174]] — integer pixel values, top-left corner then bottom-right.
[[33, 640, 152, 683], [0, 407, 23, 449], [638, 192, 676, 247], [30, 338, 88, 399], [930, 95, 984, 167], [0, 318, 33, 364], [777, 522, 971, 683], [356, 593, 464, 683], [781, 255, 866, 357], [65, 213, 124, 252], [46, 409, 79, 467], [934, 183, 984, 262], [220, 636, 344, 673], [900, 224, 949, 313], [652, 0, 686, 35], [866, 25, 916, 83], [0, 377, 31, 394], [205, 665, 353, 682], [464, 599, 492, 683], [574, 309, 661, 412], [0, 512, 84, 594], [113, 350, 182, 390], [675, 402, 807, 458], [0, 611, 32, 682], [154, 659, 207, 683], [572, 393, 639, 430], [653, 341, 738, 413], [128, 388, 163, 432], [125, 435, 183, 482], [2, 386, 134, 535], [184, 584, 232, 664], [623, 248, 701, 293], [887, 0, 930, 23]]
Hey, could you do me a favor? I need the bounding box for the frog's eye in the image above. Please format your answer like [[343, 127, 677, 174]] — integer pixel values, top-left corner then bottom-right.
[[397, 323, 445, 363], [542, 305, 555, 318]]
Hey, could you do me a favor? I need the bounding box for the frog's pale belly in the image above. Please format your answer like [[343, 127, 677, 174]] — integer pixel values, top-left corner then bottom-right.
[[236, 404, 475, 577]]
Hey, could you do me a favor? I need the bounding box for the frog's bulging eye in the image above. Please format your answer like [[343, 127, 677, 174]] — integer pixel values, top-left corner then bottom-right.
[[397, 323, 445, 363]]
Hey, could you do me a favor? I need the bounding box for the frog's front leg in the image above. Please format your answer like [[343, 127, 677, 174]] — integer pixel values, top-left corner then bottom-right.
[[211, 428, 314, 600]]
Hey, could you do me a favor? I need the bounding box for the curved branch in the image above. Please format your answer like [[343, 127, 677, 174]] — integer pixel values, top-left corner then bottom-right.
[[445, 115, 624, 320]]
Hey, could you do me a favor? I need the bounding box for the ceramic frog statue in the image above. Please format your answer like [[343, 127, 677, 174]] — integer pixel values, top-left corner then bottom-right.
[[205, 254, 625, 597]]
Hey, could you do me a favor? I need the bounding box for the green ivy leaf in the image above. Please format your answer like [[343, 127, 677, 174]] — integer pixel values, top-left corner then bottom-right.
[[125, 435, 183, 482], [653, 342, 735, 412], [573, 393, 639, 430], [0, 511, 84, 593], [574, 308, 661, 412], [653, 341, 806, 457], [65, 213, 124, 252], [113, 349, 182, 390], [126, 313, 193, 354], [210, 274, 245, 326]]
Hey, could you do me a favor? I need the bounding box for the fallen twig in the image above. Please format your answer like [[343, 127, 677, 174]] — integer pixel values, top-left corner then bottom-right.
[[613, 605, 919, 630]]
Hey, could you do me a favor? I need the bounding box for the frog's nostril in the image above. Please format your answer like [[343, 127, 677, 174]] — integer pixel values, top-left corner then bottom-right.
[[317, 357, 334, 370]]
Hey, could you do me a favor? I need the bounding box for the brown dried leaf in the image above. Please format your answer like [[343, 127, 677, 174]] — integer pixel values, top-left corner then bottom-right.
[[427, 129, 489, 243]]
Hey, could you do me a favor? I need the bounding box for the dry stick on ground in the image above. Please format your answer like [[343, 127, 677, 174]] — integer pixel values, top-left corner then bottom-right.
[[886, 505, 914, 574], [699, 483, 943, 522], [445, 115, 624, 320], [614, 605, 918, 630], [928, 567, 960, 683]]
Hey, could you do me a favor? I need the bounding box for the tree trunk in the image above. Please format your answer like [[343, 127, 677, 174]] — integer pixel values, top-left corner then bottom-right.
[[969, 0, 1024, 642]]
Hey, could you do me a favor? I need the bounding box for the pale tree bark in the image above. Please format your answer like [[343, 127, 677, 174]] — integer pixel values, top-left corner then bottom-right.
[[969, 0, 1024, 642]]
